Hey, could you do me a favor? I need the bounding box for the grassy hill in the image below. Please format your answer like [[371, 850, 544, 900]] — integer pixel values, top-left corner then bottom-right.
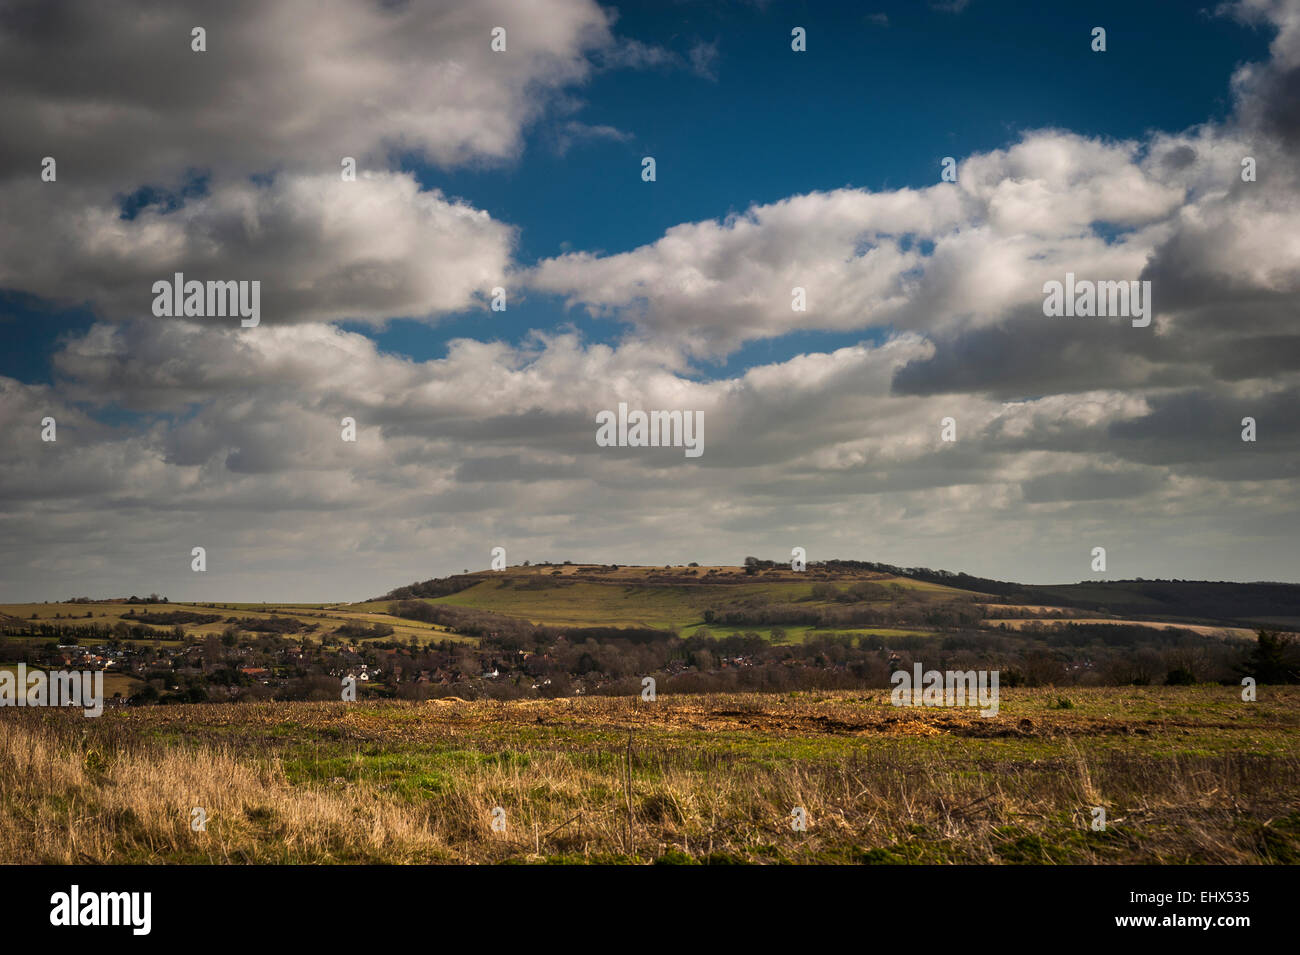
[[352, 562, 982, 643], [352, 561, 1300, 647]]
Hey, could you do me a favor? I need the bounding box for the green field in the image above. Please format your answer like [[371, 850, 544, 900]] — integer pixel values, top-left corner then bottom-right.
[[0, 663, 142, 699]]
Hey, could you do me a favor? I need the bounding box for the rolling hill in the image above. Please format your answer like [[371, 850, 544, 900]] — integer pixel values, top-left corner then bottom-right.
[[358, 561, 1300, 643]]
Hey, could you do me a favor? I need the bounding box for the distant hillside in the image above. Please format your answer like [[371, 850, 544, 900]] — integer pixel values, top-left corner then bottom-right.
[[365, 562, 979, 640], [832, 561, 1300, 628], [373, 561, 1300, 633]]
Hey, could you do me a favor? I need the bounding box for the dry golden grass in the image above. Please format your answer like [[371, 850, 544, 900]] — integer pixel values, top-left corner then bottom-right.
[[0, 713, 444, 863], [2, 689, 1298, 864]]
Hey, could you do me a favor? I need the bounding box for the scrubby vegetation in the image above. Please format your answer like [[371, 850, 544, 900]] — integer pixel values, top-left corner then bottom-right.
[[2, 688, 1295, 864]]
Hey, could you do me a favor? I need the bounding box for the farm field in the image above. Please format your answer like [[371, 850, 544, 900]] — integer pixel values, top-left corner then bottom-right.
[[2, 686, 1296, 865], [0, 600, 465, 646], [985, 618, 1255, 638], [698, 625, 934, 644], [0, 663, 143, 699]]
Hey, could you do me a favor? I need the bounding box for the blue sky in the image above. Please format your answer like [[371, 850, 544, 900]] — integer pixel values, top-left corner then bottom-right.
[[2, 0, 1271, 385], [378, 0, 1269, 367]]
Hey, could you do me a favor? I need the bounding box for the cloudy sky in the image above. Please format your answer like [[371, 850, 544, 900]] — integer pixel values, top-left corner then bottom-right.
[[2, 0, 1298, 602]]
